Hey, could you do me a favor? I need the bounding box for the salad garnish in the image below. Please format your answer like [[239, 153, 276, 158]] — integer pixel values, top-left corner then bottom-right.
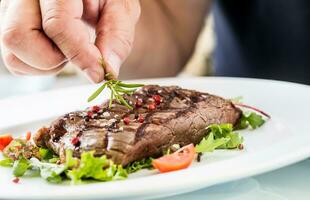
[[1, 147, 127, 184]]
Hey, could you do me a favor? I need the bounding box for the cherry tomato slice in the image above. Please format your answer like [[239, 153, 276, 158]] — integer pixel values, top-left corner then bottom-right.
[[152, 144, 195, 173], [26, 131, 31, 141], [0, 134, 14, 151]]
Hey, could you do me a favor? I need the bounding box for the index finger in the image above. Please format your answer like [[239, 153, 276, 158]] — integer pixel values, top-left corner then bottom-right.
[[40, 0, 104, 83]]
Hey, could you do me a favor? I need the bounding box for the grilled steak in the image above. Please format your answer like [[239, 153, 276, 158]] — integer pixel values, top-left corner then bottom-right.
[[33, 85, 241, 166]]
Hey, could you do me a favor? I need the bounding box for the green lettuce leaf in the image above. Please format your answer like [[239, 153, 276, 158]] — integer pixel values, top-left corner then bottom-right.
[[126, 157, 153, 173], [0, 158, 14, 167], [195, 132, 229, 153], [39, 148, 54, 160], [29, 158, 65, 183], [64, 149, 78, 169], [1, 149, 128, 184], [195, 124, 243, 153], [13, 158, 30, 177], [66, 151, 127, 184]]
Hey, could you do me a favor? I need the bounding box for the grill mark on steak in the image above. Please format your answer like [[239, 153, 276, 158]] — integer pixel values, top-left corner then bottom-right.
[[33, 85, 242, 166], [135, 88, 197, 140]]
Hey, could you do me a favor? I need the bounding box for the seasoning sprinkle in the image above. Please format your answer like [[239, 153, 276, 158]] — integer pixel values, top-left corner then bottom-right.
[[152, 95, 161, 104], [71, 137, 80, 146], [87, 111, 94, 118], [12, 177, 20, 184], [91, 105, 100, 113], [123, 117, 130, 125], [138, 115, 145, 123], [135, 98, 143, 108], [148, 103, 156, 110], [197, 152, 202, 162]]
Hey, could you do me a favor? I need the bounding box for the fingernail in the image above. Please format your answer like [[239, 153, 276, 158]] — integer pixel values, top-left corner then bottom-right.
[[105, 51, 122, 78], [84, 69, 101, 83]]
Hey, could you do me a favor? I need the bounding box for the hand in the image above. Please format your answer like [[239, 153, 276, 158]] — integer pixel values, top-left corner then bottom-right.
[[0, 0, 140, 83]]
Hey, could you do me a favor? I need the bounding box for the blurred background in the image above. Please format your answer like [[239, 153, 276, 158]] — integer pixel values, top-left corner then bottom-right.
[[0, 15, 214, 99]]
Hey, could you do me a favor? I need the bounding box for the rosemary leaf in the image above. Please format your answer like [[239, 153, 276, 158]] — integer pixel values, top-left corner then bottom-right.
[[118, 95, 133, 110], [109, 90, 114, 108], [113, 88, 133, 109], [109, 85, 121, 104], [88, 83, 107, 102], [88, 79, 143, 109], [114, 86, 136, 94], [117, 83, 145, 88]]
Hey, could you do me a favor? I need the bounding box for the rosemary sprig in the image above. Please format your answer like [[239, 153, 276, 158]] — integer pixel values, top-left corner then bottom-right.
[[88, 59, 144, 109], [88, 79, 144, 109]]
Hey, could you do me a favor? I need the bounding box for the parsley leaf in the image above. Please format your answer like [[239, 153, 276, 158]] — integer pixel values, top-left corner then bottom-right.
[[236, 112, 265, 130], [246, 112, 265, 129]]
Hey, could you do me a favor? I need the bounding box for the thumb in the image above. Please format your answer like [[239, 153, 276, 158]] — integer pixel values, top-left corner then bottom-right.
[[95, 0, 140, 79]]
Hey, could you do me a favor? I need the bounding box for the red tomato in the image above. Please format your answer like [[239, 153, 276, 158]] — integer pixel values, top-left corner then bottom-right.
[[26, 131, 31, 141], [0, 134, 14, 151], [152, 144, 196, 173]]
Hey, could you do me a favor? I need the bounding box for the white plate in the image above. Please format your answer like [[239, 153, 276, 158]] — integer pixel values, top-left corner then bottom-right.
[[0, 77, 310, 200]]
